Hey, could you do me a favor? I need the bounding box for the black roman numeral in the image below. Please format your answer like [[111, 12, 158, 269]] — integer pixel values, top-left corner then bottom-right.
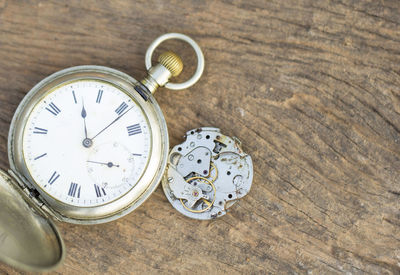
[[48, 171, 60, 185], [34, 153, 47, 160], [68, 182, 80, 198], [94, 184, 106, 197], [33, 127, 48, 134], [115, 102, 128, 115], [96, 89, 103, 103], [127, 123, 142, 136], [45, 102, 61, 116], [72, 90, 77, 104]]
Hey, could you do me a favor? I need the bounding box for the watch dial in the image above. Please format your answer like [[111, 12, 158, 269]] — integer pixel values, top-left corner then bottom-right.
[[22, 79, 151, 207]]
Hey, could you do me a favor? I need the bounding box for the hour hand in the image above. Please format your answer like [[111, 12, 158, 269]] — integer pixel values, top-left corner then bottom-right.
[[81, 102, 88, 138], [81, 101, 94, 148]]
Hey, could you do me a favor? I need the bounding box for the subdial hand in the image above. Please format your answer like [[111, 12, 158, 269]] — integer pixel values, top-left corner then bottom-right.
[[87, 160, 120, 168]]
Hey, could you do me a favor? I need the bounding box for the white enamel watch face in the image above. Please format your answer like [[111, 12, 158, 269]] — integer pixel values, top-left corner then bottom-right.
[[22, 79, 151, 207]]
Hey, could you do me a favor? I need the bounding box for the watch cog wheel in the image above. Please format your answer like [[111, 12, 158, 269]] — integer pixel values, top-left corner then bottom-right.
[[179, 176, 216, 213], [205, 162, 218, 183], [162, 127, 253, 220]]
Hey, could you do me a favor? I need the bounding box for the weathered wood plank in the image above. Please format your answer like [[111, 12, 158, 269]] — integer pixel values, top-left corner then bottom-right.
[[0, 0, 399, 274]]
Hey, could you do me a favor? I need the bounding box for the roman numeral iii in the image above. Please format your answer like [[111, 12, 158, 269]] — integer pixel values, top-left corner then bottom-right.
[[115, 102, 128, 115], [68, 182, 81, 198], [45, 102, 61, 116], [127, 123, 142, 136]]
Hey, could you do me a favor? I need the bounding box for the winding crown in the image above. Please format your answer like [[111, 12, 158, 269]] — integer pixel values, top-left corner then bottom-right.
[[158, 51, 183, 77]]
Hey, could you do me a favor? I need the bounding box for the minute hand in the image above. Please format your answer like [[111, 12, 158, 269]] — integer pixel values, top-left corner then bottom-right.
[[91, 106, 133, 140]]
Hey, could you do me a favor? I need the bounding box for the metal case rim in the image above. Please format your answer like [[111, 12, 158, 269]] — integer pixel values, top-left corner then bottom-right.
[[8, 65, 169, 224]]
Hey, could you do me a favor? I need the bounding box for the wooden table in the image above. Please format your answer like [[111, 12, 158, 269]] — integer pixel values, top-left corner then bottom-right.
[[0, 1, 399, 274]]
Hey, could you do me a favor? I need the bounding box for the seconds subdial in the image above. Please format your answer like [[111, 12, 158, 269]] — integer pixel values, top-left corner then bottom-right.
[[87, 142, 136, 197]]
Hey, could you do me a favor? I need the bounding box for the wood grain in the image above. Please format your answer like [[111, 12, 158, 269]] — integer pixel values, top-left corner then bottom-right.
[[0, 0, 399, 274]]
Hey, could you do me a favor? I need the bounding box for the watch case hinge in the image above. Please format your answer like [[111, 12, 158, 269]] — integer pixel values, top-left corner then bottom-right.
[[7, 169, 54, 218]]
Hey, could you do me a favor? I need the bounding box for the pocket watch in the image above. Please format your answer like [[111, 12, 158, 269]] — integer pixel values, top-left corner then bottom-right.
[[0, 33, 204, 271]]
